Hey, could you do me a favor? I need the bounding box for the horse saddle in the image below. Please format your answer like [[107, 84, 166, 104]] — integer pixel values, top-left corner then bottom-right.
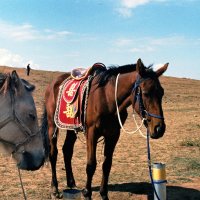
[[54, 63, 106, 131], [71, 63, 106, 80]]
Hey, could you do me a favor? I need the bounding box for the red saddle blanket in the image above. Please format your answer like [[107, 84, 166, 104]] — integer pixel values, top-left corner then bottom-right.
[[54, 78, 89, 131]]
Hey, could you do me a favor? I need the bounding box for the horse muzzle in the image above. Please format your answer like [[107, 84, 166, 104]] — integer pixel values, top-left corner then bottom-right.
[[150, 122, 166, 139], [17, 150, 45, 171]]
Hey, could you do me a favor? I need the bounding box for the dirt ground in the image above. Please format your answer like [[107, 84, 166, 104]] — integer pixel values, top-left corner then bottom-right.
[[0, 66, 200, 200]]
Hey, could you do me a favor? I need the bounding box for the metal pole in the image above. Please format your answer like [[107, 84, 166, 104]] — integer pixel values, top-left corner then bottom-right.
[[152, 163, 167, 200]]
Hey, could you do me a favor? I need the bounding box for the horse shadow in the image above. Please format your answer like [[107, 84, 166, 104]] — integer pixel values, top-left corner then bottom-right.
[[92, 182, 200, 200]]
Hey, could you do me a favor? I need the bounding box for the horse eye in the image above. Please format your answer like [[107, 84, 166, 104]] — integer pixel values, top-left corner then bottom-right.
[[29, 113, 36, 121]]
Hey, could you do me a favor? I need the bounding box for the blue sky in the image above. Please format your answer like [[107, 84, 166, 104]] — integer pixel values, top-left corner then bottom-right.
[[0, 0, 199, 79]]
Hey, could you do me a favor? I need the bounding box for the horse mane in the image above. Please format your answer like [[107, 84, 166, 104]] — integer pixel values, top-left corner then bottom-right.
[[0, 73, 7, 86], [90, 63, 107, 77], [96, 63, 155, 87], [0, 73, 10, 94]]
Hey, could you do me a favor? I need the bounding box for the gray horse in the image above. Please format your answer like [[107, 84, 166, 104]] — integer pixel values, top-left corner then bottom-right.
[[0, 70, 46, 170]]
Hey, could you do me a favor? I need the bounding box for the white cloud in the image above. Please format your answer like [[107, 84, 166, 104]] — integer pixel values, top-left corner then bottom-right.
[[120, 0, 168, 8], [116, 7, 132, 17], [130, 46, 154, 52], [113, 35, 197, 54], [115, 38, 133, 46], [114, 37, 155, 53], [117, 0, 168, 17], [121, 0, 150, 8], [65, 52, 80, 57], [0, 48, 39, 69], [149, 35, 199, 46], [0, 20, 71, 41], [115, 35, 198, 48]]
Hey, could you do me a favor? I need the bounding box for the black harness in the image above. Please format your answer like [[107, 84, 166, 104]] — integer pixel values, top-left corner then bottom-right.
[[132, 75, 164, 120]]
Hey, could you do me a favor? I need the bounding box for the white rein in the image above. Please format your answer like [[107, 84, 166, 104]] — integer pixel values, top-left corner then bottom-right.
[[115, 73, 147, 138]]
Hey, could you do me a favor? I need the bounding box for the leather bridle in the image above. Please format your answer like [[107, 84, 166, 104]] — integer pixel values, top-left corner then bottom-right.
[[132, 75, 164, 121]]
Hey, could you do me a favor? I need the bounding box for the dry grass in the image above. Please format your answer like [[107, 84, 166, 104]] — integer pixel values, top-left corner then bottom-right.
[[0, 66, 200, 200], [180, 139, 200, 148]]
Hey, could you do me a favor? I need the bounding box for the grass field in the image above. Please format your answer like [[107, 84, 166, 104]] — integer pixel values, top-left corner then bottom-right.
[[0, 66, 199, 200]]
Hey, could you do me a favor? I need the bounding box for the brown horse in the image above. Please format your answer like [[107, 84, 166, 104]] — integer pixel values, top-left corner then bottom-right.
[[41, 59, 168, 199]]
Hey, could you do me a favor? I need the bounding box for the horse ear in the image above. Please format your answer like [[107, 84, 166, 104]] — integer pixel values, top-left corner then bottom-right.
[[21, 79, 35, 92], [156, 63, 169, 77], [136, 58, 145, 76], [11, 70, 21, 89], [11, 71, 35, 92]]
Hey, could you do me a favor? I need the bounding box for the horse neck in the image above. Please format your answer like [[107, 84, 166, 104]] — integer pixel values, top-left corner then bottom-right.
[[113, 71, 138, 110]]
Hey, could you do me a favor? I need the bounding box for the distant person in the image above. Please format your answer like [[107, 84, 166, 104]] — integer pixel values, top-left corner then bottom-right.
[[26, 64, 31, 76]]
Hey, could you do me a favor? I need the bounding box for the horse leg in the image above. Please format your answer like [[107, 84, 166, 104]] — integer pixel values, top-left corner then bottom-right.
[[49, 125, 62, 199], [82, 129, 98, 200], [100, 131, 120, 200], [62, 130, 77, 188]]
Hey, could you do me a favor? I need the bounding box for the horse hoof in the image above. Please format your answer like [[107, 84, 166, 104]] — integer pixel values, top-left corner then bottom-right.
[[51, 191, 63, 199], [84, 197, 92, 200], [67, 180, 76, 188], [101, 196, 109, 200], [82, 188, 92, 200]]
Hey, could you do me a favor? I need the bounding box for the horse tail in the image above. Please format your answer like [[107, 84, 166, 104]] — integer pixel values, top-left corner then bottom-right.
[[40, 105, 50, 160]]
